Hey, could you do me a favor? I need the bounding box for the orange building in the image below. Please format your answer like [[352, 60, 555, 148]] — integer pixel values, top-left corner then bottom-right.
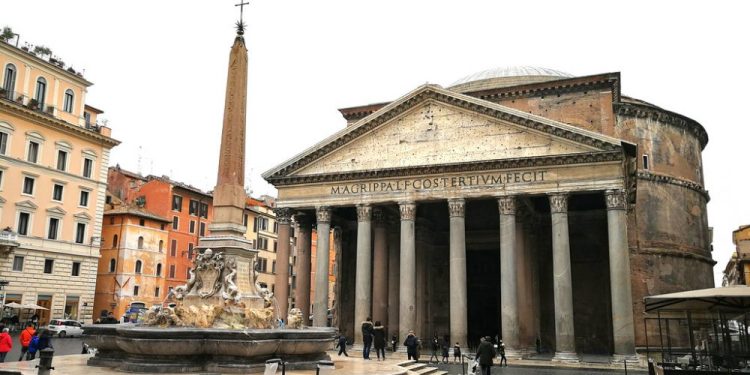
[[93, 195, 169, 320], [106, 166, 212, 293]]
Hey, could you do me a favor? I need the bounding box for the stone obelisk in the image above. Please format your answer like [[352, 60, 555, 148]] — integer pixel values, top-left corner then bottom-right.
[[194, 23, 262, 309]]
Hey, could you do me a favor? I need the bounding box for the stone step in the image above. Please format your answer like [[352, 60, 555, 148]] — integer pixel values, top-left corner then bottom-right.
[[414, 367, 441, 375], [403, 362, 427, 371], [397, 359, 417, 367]]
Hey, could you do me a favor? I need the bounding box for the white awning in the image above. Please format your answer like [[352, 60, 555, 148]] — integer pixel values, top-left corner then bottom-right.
[[644, 285, 750, 312]]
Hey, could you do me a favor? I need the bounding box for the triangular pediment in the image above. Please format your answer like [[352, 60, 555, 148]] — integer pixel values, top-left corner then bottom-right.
[[46, 206, 67, 216], [263, 84, 623, 183], [15, 200, 38, 210], [74, 212, 93, 221]]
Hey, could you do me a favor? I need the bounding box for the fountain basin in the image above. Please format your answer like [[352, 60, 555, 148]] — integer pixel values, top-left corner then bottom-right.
[[84, 325, 336, 373]]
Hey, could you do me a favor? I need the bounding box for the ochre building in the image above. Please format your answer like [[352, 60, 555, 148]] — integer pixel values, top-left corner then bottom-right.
[[262, 67, 714, 361]]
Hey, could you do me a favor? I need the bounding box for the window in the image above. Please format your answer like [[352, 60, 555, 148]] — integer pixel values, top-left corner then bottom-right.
[[643, 154, 649, 170], [189, 200, 199, 216], [63, 89, 74, 113], [79, 190, 89, 206], [0, 132, 7, 155], [137, 236, 144, 249], [155, 287, 160, 297], [22, 176, 34, 195], [12, 255, 24, 271], [273, 221, 278, 234], [75, 223, 86, 244], [3, 64, 17, 96], [272, 260, 276, 273], [188, 243, 194, 259], [17, 212, 30, 235], [199, 222, 206, 237], [186, 268, 190, 279], [133, 285, 139, 296], [82, 158, 93, 178], [170, 239, 177, 256], [27, 141, 39, 163], [158, 240, 164, 252], [273, 241, 277, 252], [139, 219, 145, 226], [258, 236, 268, 250], [109, 216, 115, 225], [172, 216, 178, 230], [71, 262, 81, 276], [189, 220, 196, 234], [255, 217, 268, 232], [200, 203, 208, 218], [35, 77, 47, 106], [169, 265, 175, 278], [56, 150, 67, 171], [47, 217, 59, 240], [172, 195, 182, 211], [135, 260, 142, 273], [52, 184, 63, 201], [243, 214, 248, 227], [44, 259, 54, 274], [112, 234, 118, 248], [156, 263, 162, 276], [83, 111, 91, 125], [109, 258, 116, 272], [0, 169, 3, 189]]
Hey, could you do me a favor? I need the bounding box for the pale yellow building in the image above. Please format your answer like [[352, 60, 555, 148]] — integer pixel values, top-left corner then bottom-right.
[[243, 196, 281, 295], [0, 38, 119, 324]]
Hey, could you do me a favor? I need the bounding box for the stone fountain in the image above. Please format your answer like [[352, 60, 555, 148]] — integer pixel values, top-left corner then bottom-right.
[[83, 17, 335, 374]]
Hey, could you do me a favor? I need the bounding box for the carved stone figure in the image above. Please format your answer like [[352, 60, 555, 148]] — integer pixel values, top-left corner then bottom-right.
[[287, 308, 304, 329]]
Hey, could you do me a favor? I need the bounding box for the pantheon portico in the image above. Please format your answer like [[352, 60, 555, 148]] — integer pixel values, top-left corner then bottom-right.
[[263, 67, 714, 362]]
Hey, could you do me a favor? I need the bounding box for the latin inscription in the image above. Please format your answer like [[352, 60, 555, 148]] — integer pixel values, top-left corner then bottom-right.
[[330, 170, 548, 195]]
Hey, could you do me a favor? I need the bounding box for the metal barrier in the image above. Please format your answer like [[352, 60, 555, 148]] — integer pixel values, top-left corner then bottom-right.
[[316, 359, 335, 375], [264, 358, 286, 375], [35, 348, 55, 375]]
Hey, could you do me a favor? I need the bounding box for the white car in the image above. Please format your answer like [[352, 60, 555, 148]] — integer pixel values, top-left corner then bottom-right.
[[47, 319, 84, 338]]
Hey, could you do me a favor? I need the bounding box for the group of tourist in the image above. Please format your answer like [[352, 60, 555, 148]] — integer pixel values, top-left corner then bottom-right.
[[0, 322, 53, 362], [333, 318, 508, 374]]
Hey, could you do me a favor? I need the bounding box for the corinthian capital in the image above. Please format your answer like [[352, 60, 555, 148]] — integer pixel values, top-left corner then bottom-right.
[[448, 198, 465, 218], [399, 201, 416, 221], [497, 196, 516, 215], [316, 206, 332, 224], [548, 193, 569, 214], [356, 204, 372, 222], [605, 189, 627, 210], [273, 207, 294, 224]]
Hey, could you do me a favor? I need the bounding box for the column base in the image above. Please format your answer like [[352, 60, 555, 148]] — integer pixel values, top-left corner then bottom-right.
[[552, 351, 580, 363], [611, 353, 640, 366]]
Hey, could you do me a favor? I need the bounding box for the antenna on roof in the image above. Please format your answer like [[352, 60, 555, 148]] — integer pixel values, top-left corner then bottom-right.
[[137, 146, 143, 175]]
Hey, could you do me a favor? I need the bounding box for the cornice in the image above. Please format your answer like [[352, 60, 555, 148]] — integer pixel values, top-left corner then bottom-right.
[[0, 99, 120, 147], [636, 171, 709, 202], [614, 102, 708, 150], [0, 42, 92, 86], [637, 247, 716, 266], [466, 73, 621, 104], [268, 151, 623, 186], [265, 86, 623, 183]]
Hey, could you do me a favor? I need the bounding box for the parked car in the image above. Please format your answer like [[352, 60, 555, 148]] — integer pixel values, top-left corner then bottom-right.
[[47, 319, 84, 338]]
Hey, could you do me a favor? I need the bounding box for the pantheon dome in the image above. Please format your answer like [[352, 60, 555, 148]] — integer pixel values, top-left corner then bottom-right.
[[449, 65, 575, 93]]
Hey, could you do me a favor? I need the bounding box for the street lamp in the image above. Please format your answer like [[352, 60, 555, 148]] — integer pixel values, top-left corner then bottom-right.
[[0, 280, 9, 311]]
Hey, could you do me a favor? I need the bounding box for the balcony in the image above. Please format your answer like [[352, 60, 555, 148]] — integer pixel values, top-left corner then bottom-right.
[[0, 227, 20, 256]]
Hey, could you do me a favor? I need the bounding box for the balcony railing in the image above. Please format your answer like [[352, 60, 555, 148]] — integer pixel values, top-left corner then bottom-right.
[[0, 89, 107, 135]]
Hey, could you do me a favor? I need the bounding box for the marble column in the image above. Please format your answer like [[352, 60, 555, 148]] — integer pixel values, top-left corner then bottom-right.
[[498, 196, 520, 354], [605, 190, 637, 360], [294, 214, 313, 326], [372, 208, 389, 327], [549, 193, 578, 361], [273, 207, 294, 322], [313, 206, 332, 327], [448, 198, 468, 348], [354, 204, 373, 345], [387, 217, 400, 338], [398, 202, 417, 342]]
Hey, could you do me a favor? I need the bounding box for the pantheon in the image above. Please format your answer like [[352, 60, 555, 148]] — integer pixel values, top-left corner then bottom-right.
[[262, 67, 714, 361]]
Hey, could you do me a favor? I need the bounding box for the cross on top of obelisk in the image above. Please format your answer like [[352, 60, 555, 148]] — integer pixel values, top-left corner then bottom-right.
[[235, 1, 250, 35]]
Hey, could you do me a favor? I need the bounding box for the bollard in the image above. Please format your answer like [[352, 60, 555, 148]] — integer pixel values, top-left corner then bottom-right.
[[35, 348, 55, 375], [264, 358, 282, 375], [315, 359, 335, 375]]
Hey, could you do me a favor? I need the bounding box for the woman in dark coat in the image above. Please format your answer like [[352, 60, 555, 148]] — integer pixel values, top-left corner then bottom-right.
[[372, 321, 386, 360], [403, 330, 420, 361]]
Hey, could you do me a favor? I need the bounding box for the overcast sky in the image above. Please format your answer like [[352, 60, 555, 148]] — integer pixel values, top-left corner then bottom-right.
[[4, 1, 748, 285]]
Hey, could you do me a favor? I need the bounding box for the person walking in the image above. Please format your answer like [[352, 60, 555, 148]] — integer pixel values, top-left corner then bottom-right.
[[441, 335, 450, 364], [373, 321, 386, 360], [0, 327, 12, 362], [335, 334, 349, 357], [498, 340, 507, 367], [18, 323, 35, 361], [453, 341, 461, 363], [476, 336, 496, 375], [390, 334, 398, 353], [361, 317, 374, 360], [429, 334, 440, 363], [403, 330, 419, 361]]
